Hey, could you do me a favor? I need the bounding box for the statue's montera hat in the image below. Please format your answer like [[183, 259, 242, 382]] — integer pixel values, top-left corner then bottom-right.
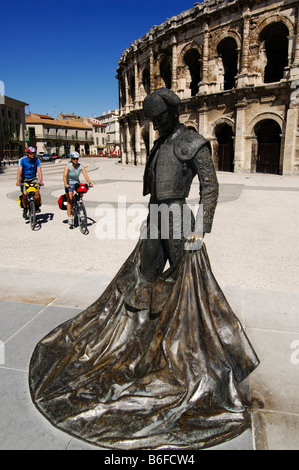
[[143, 87, 181, 118]]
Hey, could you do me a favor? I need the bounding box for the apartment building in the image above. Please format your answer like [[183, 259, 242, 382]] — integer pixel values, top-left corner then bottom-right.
[[96, 109, 121, 156], [0, 96, 28, 159], [79, 116, 107, 155], [26, 112, 94, 156]]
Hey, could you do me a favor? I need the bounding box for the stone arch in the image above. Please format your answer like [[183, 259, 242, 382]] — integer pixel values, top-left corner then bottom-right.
[[177, 42, 203, 95], [251, 15, 295, 77], [184, 50, 202, 96], [255, 119, 282, 174], [126, 70, 135, 103], [139, 64, 150, 102], [211, 30, 242, 58], [260, 21, 290, 82], [142, 68, 150, 95], [178, 41, 203, 67], [210, 117, 235, 137], [248, 113, 284, 174], [247, 112, 285, 136], [177, 41, 202, 89], [158, 53, 172, 89], [118, 69, 127, 108], [253, 14, 295, 43], [216, 36, 239, 89], [210, 118, 235, 172]]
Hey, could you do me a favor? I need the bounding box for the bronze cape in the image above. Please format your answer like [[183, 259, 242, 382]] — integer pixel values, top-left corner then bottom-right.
[[29, 240, 259, 450]]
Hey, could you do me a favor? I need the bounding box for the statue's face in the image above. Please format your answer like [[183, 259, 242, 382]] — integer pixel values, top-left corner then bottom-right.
[[152, 109, 177, 136]]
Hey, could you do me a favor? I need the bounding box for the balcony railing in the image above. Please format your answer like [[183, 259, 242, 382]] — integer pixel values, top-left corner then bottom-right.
[[33, 134, 93, 143]]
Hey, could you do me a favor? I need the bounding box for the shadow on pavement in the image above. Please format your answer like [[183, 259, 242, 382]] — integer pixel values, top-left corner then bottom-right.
[[25, 213, 54, 231], [62, 217, 96, 235], [62, 217, 96, 227], [37, 213, 54, 225]]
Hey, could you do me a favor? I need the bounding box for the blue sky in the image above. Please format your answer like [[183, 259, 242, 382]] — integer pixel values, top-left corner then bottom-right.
[[1, 0, 198, 118]]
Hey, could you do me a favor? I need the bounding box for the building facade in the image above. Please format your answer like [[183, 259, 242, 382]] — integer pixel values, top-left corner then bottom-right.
[[117, 0, 299, 175], [79, 117, 107, 155], [0, 96, 28, 159], [96, 110, 121, 156], [26, 113, 94, 156]]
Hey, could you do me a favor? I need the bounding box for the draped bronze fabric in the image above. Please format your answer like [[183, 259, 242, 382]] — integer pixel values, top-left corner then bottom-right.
[[29, 242, 259, 450]]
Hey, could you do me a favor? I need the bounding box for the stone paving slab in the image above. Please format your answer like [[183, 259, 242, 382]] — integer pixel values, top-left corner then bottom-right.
[[0, 272, 298, 450], [2, 304, 81, 371], [1, 159, 299, 450], [0, 276, 255, 450], [51, 272, 111, 309], [253, 410, 299, 450], [0, 368, 73, 450], [242, 289, 299, 332], [249, 328, 299, 415]]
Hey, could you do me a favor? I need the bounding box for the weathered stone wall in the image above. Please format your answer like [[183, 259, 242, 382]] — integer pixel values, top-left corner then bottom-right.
[[117, 0, 299, 175]]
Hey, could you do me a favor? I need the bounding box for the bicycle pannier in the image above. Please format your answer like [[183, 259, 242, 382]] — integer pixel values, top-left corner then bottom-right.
[[58, 194, 67, 210], [75, 183, 88, 193], [18, 194, 24, 208]]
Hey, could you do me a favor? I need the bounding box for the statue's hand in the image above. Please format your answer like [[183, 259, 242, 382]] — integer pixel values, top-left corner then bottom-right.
[[184, 232, 204, 251]]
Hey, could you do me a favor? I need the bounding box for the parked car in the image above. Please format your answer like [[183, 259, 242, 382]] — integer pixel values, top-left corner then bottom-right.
[[40, 154, 51, 162], [50, 153, 58, 161]]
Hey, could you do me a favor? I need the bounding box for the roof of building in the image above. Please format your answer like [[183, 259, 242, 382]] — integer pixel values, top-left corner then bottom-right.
[[2, 96, 29, 106], [57, 113, 79, 120], [96, 109, 119, 119], [77, 117, 106, 127], [26, 116, 92, 130], [30, 113, 54, 120]]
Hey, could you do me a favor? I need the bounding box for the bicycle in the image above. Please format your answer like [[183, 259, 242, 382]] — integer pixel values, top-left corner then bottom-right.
[[24, 182, 41, 231], [71, 183, 89, 234]]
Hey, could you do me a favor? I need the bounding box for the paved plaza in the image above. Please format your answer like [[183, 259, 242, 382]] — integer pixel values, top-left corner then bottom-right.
[[0, 157, 298, 450]]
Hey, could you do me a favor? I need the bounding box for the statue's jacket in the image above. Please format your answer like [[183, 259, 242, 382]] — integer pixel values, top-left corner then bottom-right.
[[143, 123, 219, 233]]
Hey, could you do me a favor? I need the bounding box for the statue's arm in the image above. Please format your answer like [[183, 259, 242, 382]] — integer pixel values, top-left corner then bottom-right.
[[192, 143, 219, 235]]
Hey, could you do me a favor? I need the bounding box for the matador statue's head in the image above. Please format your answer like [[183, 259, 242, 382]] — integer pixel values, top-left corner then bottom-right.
[[143, 88, 181, 136]]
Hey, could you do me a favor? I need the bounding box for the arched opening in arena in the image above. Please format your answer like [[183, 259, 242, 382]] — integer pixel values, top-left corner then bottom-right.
[[260, 22, 289, 83], [183, 48, 202, 96], [142, 68, 151, 95], [159, 55, 172, 89], [215, 123, 235, 172], [254, 119, 281, 174], [217, 37, 238, 90]]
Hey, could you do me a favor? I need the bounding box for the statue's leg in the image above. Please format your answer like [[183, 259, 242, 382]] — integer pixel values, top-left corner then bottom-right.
[[164, 200, 194, 266], [140, 236, 166, 280], [167, 237, 185, 266]]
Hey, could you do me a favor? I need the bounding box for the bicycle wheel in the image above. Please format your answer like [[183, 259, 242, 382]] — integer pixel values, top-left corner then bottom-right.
[[78, 201, 88, 234], [29, 199, 36, 230], [71, 204, 77, 228]]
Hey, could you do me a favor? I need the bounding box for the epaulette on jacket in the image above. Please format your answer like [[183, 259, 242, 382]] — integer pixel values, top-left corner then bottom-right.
[[174, 130, 210, 162]]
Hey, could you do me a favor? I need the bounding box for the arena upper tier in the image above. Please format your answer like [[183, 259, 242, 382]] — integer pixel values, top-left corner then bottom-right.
[[117, 0, 299, 175]]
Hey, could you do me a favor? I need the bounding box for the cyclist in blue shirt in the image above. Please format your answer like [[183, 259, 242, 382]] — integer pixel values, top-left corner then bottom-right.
[[16, 147, 44, 218]]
